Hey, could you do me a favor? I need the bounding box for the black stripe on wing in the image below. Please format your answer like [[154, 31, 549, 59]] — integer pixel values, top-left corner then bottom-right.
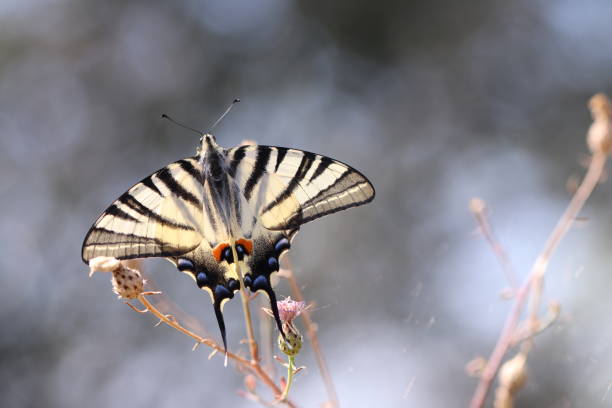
[[299, 185, 373, 224], [261, 151, 316, 213], [244, 146, 272, 200], [142, 177, 162, 195], [117, 192, 196, 231], [178, 159, 204, 183], [157, 168, 200, 206], [105, 204, 139, 222], [82, 228, 188, 261], [308, 156, 333, 183], [229, 145, 247, 177], [274, 147, 288, 172]]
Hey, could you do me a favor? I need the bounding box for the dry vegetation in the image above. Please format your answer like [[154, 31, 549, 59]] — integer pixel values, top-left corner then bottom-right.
[[468, 93, 612, 408], [88, 256, 338, 408]]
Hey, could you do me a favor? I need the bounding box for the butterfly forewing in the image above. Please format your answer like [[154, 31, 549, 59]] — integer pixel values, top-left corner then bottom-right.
[[228, 145, 375, 230], [81, 158, 206, 262]]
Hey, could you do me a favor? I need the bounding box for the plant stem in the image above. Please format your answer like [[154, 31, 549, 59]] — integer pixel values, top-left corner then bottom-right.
[[232, 245, 259, 362], [280, 355, 296, 401], [283, 266, 340, 408]]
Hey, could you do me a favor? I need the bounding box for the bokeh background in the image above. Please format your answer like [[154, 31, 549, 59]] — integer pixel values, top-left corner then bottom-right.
[[2, 1, 612, 407]]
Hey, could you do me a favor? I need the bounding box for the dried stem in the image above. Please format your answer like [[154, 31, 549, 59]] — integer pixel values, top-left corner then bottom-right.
[[282, 266, 340, 408], [259, 297, 276, 376], [469, 197, 518, 288], [469, 281, 532, 408], [135, 292, 297, 408], [523, 152, 607, 351], [232, 246, 260, 362], [469, 94, 611, 408]]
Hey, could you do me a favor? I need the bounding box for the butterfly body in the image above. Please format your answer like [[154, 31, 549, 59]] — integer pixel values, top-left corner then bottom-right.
[[82, 132, 374, 352]]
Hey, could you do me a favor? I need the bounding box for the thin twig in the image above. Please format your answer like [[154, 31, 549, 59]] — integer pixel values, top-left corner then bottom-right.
[[469, 198, 518, 288], [137, 293, 246, 363], [282, 266, 340, 408], [523, 152, 607, 352], [259, 296, 276, 377], [469, 281, 531, 408]]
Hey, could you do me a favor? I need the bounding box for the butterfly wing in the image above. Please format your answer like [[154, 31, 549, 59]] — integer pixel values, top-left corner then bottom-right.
[[82, 156, 238, 351], [227, 145, 375, 230], [81, 157, 213, 262], [226, 145, 374, 338]]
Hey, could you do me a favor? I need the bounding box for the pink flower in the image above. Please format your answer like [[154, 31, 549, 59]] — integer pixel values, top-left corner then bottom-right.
[[276, 297, 307, 324]]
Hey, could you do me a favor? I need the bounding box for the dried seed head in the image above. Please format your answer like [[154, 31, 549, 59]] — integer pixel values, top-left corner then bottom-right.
[[587, 93, 612, 155], [494, 353, 527, 408], [468, 197, 486, 215], [88, 256, 144, 299], [498, 352, 527, 394], [111, 266, 143, 299]]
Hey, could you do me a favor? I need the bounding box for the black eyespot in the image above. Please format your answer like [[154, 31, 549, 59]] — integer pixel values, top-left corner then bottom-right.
[[177, 258, 194, 271], [196, 272, 209, 287], [235, 244, 245, 261], [228, 279, 240, 292], [268, 257, 279, 272], [243, 274, 253, 289], [274, 237, 290, 255], [252, 275, 268, 291], [222, 246, 234, 263], [215, 285, 233, 299]]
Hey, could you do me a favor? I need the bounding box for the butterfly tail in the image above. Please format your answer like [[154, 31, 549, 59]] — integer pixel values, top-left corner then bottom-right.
[[213, 298, 229, 362], [266, 286, 287, 343]]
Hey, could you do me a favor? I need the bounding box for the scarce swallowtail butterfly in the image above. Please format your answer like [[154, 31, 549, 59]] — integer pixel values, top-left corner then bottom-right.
[[81, 118, 375, 354]]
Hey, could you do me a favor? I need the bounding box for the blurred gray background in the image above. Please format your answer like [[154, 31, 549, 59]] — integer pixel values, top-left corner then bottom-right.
[[2, 1, 612, 407]]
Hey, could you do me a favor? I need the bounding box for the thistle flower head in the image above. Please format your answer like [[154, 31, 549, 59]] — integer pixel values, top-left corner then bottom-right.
[[264, 297, 309, 357], [277, 297, 307, 324]]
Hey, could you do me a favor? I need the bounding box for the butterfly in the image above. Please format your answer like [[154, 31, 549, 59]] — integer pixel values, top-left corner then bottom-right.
[[81, 129, 375, 353]]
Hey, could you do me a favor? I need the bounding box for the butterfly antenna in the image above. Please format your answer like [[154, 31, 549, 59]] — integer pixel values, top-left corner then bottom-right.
[[161, 114, 203, 135], [209, 98, 240, 131]]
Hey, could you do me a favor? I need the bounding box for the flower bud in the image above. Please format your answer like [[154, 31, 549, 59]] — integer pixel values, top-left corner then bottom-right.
[[587, 93, 612, 155], [278, 323, 302, 357]]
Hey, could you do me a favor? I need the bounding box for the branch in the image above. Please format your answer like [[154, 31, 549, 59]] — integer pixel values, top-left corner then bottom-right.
[[469, 93, 612, 408], [469, 197, 518, 288]]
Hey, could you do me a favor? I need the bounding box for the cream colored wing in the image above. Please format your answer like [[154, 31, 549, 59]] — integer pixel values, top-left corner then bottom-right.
[[81, 157, 208, 262], [227, 145, 375, 230]]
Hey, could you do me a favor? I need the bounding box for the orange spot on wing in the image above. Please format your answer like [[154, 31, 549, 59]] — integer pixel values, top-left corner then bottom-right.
[[212, 243, 229, 262], [236, 238, 253, 255]]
